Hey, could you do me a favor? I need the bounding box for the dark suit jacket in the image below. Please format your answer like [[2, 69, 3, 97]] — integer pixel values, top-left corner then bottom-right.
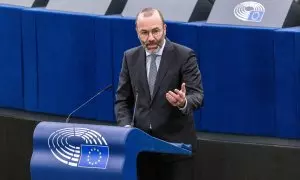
[[115, 39, 204, 148]]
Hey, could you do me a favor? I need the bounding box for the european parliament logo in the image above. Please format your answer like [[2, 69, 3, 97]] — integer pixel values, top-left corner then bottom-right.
[[48, 127, 109, 169], [234, 1, 265, 22]]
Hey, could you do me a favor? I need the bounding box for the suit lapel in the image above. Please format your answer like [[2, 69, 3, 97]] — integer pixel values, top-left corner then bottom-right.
[[150, 40, 174, 104]]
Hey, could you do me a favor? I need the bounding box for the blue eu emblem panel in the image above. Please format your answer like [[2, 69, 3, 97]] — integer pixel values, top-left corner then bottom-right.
[[78, 145, 109, 169]]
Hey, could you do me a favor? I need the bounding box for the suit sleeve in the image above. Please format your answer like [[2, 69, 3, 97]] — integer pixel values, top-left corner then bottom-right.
[[114, 53, 134, 126], [181, 50, 204, 115]]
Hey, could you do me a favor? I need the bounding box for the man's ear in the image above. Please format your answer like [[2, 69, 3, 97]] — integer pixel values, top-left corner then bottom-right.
[[136, 27, 140, 39], [163, 24, 167, 34]]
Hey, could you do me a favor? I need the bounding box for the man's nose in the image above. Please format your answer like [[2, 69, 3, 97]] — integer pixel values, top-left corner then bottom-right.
[[148, 32, 155, 41]]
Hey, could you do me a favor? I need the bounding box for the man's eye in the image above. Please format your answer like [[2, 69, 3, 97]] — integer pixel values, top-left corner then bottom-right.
[[152, 29, 159, 33]]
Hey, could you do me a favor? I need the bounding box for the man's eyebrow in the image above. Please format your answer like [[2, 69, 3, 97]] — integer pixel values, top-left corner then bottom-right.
[[141, 27, 160, 30], [152, 27, 160, 30], [139, 29, 149, 33]]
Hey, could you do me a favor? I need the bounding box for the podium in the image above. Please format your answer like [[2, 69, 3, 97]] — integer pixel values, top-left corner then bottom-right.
[[30, 122, 192, 180]]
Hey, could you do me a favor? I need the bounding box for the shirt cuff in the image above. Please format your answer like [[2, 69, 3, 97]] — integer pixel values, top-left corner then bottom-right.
[[178, 97, 187, 111]]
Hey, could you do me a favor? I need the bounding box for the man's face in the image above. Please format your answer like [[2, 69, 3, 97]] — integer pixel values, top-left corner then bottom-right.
[[136, 11, 166, 53]]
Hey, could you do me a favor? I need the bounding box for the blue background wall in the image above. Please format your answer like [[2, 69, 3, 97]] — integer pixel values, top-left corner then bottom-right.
[[1, 5, 300, 139]]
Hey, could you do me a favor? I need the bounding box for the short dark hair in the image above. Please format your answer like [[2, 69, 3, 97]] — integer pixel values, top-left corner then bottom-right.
[[135, 7, 165, 26]]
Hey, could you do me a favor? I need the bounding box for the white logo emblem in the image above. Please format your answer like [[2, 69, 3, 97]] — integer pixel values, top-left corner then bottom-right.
[[234, 1, 265, 22], [48, 128, 109, 169]]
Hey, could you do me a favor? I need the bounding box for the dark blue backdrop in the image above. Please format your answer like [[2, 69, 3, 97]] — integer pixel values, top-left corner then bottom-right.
[[1, 5, 300, 139]]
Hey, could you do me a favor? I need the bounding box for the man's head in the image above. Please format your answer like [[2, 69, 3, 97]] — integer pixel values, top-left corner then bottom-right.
[[135, 8, 166, 53]]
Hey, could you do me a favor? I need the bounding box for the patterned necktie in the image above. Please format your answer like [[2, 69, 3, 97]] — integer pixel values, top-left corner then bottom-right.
[[148, 54, 158, 97]]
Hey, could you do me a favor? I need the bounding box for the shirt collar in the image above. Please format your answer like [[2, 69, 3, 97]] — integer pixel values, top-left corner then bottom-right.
[[145, 38, 166, 57]]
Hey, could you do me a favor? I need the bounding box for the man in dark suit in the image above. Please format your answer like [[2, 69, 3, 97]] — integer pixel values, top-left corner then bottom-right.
[[115, 7, 204, 180]]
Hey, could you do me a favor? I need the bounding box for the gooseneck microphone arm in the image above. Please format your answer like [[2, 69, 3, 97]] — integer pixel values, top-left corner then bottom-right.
[[65, 84, 112, 123]]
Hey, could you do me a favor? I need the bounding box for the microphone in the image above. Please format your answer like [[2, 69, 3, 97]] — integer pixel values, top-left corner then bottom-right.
[[65, 84, 112, 123], [130, 88, 139, 127]]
